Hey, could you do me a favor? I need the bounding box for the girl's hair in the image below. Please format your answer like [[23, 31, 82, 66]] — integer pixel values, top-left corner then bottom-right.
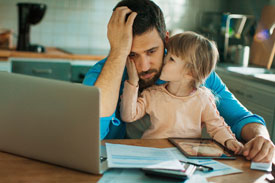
[[167, 31, 219, 88]]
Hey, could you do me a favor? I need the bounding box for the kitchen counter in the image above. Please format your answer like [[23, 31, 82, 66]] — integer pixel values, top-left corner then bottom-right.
[[0, 47, 107, 61], [216, 63, 275, 87]]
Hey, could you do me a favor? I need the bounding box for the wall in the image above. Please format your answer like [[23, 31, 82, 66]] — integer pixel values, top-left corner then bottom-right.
[[0, 0, 119, 51], [155, 0, 226, 33], [226, 0, 275, 67], [227, 0, 275, 21], [0, 0, 226, 51], [0, 0, 274, 67]]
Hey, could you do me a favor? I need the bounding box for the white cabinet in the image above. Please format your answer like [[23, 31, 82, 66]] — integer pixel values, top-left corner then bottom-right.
[[215, 67, 275, 142]]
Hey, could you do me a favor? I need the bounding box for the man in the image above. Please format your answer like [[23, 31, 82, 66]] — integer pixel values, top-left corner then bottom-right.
[[83, 0, 274, 163]]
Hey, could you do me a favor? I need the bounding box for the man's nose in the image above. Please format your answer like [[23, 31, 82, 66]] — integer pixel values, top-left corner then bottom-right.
[[137, 56, 151, 72]]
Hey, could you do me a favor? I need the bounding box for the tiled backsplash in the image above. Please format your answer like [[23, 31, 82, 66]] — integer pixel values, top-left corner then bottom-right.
[[0, 0, 119, 50], [0, 0, 274, 54], [0, 0, 227, 51]]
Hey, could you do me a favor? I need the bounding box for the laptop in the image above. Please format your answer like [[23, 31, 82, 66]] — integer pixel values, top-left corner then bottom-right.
[[0, 71, 107, 174]]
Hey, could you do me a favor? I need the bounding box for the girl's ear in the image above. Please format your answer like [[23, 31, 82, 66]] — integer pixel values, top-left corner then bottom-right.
[[183, 68, 194, 79], [185, 73, 194, 79]]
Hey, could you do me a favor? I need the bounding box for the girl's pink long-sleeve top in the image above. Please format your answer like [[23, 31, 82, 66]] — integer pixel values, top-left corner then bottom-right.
[[120, 81, 236, 146]]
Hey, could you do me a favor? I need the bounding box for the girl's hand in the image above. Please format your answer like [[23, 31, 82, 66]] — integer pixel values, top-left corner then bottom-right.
[[225, 139, 244, 155], [126, 57, 139, 86]]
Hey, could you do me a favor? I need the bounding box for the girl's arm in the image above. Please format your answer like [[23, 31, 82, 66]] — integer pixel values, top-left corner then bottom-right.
[[120, 58, 148, 122], [201, 88, 238, 146], [120, 81, 148, 122]]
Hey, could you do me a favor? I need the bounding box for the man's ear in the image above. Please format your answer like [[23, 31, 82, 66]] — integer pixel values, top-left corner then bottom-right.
[[165, 31, 169, 45]]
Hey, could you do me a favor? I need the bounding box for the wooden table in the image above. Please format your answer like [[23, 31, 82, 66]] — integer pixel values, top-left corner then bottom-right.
[[0, 139, 273, 183]]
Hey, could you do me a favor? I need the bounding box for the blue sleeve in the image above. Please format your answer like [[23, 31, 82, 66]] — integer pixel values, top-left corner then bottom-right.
[[82, 58, 123, 140], [204, 72, 266, 140]]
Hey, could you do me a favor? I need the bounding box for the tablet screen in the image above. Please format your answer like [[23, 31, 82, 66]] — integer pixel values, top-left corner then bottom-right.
[[169, 138, 235, 159]]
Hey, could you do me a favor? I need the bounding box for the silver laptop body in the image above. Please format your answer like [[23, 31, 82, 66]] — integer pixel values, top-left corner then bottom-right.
[[0, 71, 107, 174]]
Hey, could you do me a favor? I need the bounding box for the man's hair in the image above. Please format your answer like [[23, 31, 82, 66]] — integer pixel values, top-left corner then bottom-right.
[[114, 0, 166, 43], [167, 31, 219, 88]]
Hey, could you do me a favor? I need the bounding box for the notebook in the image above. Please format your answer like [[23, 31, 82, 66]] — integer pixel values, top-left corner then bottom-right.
[[0, 71, 107, 174]]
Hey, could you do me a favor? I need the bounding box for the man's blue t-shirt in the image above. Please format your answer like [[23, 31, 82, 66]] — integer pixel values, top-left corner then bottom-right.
[[83, 58, 265, 140]]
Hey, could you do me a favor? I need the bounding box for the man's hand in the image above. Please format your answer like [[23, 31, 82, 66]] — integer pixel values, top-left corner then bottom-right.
[[243, 136, 274, 162], [126, 58, 139, 86], [107, 6, 137, 56], [96, 7, 137, 117]]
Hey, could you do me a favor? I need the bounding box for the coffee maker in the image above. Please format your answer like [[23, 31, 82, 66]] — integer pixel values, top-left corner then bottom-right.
[[17, 3, 47, 53]]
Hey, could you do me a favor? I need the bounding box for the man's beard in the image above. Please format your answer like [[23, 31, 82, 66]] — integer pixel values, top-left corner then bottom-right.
[[138, 68, 162, 92]]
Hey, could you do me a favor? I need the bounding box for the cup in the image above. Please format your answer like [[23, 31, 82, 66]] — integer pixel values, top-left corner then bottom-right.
[[234, 45, 250, 67]]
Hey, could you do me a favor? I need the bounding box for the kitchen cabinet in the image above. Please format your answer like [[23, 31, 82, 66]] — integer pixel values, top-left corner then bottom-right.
[[71, 65, 92, 83], [71, 61, 96, 83], [215, 67, 275, 142], [10, 59, 96, 83], [11, 59, 71, 81], [1, 47, 104, 82]]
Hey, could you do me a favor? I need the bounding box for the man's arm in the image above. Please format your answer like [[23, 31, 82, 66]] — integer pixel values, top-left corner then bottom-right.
[[205, 71, 274, 162], [242, 123, 274, 162], [83, 59, 124, 139], [95, 7, 137, 117], [242, 123, 270, 141], [204, 72, 266, 139]]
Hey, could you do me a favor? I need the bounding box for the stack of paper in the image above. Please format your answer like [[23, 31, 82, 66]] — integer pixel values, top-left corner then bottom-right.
[[101, 143, 243, 183], [106, 143, 183, 170]]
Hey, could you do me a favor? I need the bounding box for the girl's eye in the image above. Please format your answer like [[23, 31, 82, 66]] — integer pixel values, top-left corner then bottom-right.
[[170, 57, 174, 62]]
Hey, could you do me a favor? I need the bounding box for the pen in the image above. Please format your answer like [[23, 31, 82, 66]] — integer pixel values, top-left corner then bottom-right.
[[180, 160, 214, 172]]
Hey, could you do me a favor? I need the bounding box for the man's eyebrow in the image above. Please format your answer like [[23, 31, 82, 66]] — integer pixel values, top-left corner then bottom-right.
[[130, 46, 159, 55], [146, 46, 159, 52]]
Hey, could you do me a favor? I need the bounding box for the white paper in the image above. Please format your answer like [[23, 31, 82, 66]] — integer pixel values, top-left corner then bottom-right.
[[251, 161, 272, 172], [168, 147, 242, 178], [106, 143, 183, 170]]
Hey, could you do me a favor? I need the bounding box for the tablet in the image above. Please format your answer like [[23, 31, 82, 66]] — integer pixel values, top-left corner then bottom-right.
[[168, 138, 236, 159]]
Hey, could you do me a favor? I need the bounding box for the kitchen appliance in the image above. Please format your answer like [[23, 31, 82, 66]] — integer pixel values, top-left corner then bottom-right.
[[16, 3, 47, 53], [250, 6, 275, 69]]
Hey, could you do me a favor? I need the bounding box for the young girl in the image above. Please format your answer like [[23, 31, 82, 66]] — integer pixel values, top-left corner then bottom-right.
[[120, 31, 243, 154]]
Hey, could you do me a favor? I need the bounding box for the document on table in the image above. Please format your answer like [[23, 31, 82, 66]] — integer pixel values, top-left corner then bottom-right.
[[168, 147, 242, 178], [98, 169, 209, 183], [100, 144, 241, 183], [106, 143, 183, 170]]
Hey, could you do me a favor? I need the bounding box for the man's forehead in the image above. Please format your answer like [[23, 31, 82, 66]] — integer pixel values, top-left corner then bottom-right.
[[131, 29, 163, 53]]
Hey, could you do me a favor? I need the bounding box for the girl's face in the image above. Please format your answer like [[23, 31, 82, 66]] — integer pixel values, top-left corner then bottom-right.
[[160, 52, 190, 82]]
